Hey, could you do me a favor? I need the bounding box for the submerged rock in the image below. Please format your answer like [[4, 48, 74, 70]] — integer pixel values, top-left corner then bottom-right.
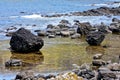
[[10, 28, 44, 52], [86, 32, 105, 45], [5, 59, 22, 67]]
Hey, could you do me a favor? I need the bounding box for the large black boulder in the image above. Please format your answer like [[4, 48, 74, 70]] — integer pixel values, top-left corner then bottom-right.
[[86, 32, 105, 45], [10, 28, 44, 52]]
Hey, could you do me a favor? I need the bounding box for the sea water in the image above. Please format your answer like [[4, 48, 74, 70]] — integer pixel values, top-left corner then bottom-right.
[[0, 0, 120, 40], [0, 0, 120, 79]]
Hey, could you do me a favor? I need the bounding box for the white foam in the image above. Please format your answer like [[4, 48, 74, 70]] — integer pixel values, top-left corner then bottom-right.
[[91, 3, 120, 7], [21, 14, 43, 19]]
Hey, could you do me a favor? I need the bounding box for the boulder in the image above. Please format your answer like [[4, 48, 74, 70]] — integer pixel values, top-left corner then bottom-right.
[[10, 28, 44, 52], [60, 31, 70, 37], [48, 34, 56, 38], [77, 22, 92, 35], [92, 60, 106, 66], [107, 63, 120, 71], [97, 70, 117, 80], [15, 71, 34, 80], [86, 32, 105, 45], [57, 20, 71, 29], [71, 33, 81, 39], [37, 31, 47, 36], [47, 24, 55, 29], [69, 28, 76, 35], [112, 18, 120, 23], [74, 69, 95, 79], [109, 23, 120, 33], [97, 22, 110, 33]]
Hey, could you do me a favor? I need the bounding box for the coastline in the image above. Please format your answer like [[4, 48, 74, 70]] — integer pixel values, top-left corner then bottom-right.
[[0, 1, 120, 79]]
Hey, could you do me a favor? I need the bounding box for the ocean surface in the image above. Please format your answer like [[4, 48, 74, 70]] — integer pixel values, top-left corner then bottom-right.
[[0, 0, 120, 79], [0, 0, 120, 40]]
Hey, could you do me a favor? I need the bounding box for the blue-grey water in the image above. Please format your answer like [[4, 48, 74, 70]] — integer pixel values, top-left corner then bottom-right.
[[0, 0, 120, 40]]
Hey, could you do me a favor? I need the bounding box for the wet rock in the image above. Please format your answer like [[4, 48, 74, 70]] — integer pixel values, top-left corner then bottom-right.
[[44, 74, 56, 79], [20, 11, 25, 14], [96, 22, 110, 33], [98, 67, 110, 71], [37, 31, 47, 36], [57, 20, 71, 29], [10, 28, 44, 52], [69, 28, 76, 35], [107, 63, 120, 71], [74, 69, 95, 79], [92, 60, 106, 66], [112, 18, 120, 23], [77, 22, 92, 35], [97, 70, 117, 80], [71, 33, 81, 39], [6, 26, 17, 32], [5, 32, 15, 37], [55, 72, 83, 80], [109, 22, 120, 33], [5, 59, 22, 67], [48, 34, 56, 38], [32, 24, 37, 27], [34, 30, 41, 32], [60, 30, 70, 37], [93, 54, 103, 59], [46, 29, 56, 34], [55, 31, 61, 35], [15, 71, 34, 80], [86, 31, 105, 45], [47, 24, 55, 29]]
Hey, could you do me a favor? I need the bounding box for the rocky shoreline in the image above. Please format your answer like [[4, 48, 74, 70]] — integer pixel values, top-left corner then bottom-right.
[[4, 18, 120, 80], [1, 5, 120, 80], [42, 6, 120, 17], [14, 54, 120, 80]]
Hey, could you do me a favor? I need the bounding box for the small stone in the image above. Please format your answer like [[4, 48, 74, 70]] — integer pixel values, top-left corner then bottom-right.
[[5, 59, 22, 67], [92, 60, 106, 66], [93, 54, 103, 59], [48, 34, 56, 38]]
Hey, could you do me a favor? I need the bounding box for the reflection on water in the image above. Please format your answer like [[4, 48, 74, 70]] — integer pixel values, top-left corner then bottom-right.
[[86, 46, 105, 54], [5, 51, 44, 71]]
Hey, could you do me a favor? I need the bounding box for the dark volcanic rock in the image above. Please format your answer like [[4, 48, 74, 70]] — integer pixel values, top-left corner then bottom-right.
[[15, 71, 34, 80], [86, 32, 105, 45], [6, 32, 15, 37], [109, 22, 120, 33], [92, 60, 106, 66], [77, 22, 92, 35], [10, 28, 44, 52]]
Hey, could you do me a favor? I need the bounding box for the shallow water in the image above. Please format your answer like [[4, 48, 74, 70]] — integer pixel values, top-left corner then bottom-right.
[[0, 34, 120, 79]]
